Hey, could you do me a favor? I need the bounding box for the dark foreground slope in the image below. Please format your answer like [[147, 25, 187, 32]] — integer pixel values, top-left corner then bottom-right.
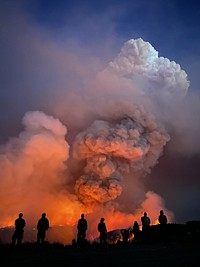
[[1, 241, 200, 267]]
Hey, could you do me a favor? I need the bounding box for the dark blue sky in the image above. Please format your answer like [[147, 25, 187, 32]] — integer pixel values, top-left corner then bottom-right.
[[1, 0, 200, 139], [24, 0, 200, 72], [0, 0, 200, 226]]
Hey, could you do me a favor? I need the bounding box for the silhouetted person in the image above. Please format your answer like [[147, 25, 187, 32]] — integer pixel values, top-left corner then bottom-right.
[[141, 212, 150, 242], [98, 218, 107, 244], [132, 221, 141, 243], [158, 210, 168, 242], [77, 213, 87, 244], [12, 213, 26, 245], [158, 210, 167, 225], [37, 213, 49, 244]]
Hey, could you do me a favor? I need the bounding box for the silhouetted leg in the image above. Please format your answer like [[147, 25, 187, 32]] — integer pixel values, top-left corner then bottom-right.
[[17, 237, 22, 245], [17, 231, 23, 245]]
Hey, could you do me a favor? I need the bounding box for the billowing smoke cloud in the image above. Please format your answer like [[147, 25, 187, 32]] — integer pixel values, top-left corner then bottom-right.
[[107, 38, 189, 100], [73, 109, 170, 205], [0, 38, 190, 244], [0, 111, 69, 222]]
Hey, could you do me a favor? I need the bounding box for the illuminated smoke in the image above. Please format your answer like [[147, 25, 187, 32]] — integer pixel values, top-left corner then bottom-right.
[[73, 109, 170, 205], [0, 111, 77, 224], [107, 38, 189, 101], [0, 38, 189, 244]]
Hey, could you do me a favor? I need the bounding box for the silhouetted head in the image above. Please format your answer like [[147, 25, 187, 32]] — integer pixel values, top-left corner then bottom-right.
[[19, 213, 23, 218], [144, 212, 147, 216], [81, 213, 84, 218], [100, 218, 105, 222], [42, 213, 46, 218], [160, 210, 164, 215]]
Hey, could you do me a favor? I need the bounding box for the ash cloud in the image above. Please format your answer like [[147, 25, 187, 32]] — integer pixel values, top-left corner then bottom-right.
[[73, 108, 170, 206]]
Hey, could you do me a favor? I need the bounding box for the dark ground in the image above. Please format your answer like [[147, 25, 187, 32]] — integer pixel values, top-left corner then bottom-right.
[[1, 241, 200, 267]]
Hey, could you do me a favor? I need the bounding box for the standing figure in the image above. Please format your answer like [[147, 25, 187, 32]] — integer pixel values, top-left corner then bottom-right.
[[37, 213, 49, 244], [158, 210, 168, 242], [141, 212, 151, 229], [132, 221, 141, 243], [12, 213, 26, 245], [141, 212, 151, 242], [98, 218, 107, 244], [158, 210, 167, 225], [77, 213, 88, 244]]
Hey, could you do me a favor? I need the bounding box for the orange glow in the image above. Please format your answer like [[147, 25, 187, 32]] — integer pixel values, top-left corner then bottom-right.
[[0, 111, 174, 245], [0, 188, 174, 244]]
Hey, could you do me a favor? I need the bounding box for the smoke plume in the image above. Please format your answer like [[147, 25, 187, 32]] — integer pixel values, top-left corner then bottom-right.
[[0, 38, 190, 244]]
